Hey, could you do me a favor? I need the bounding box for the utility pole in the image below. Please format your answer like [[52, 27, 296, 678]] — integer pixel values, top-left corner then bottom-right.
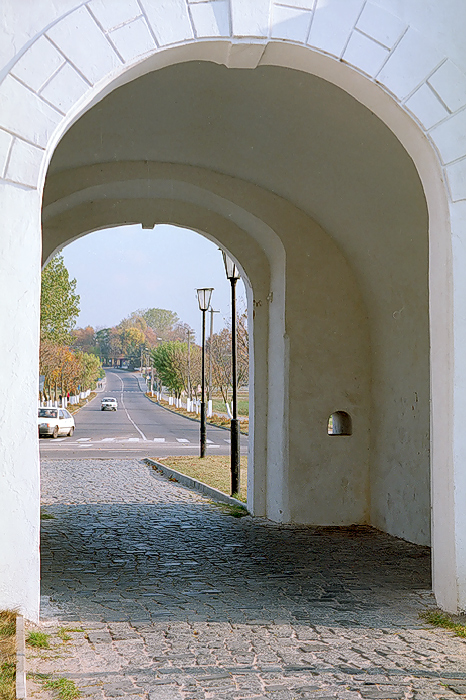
[[208, 308, 220, 401], [187, 327, 191, 400]]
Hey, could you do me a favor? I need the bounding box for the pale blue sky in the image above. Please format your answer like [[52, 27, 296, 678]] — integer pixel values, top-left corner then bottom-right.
[[61, 224, 246, 343]]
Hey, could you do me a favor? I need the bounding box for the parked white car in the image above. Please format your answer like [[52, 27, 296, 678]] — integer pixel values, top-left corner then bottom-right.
[[101, 397, 118, 411], [38, 407, 75, 438]]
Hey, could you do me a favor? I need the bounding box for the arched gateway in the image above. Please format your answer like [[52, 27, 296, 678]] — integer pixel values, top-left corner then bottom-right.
[[1, 0, 465, 620]]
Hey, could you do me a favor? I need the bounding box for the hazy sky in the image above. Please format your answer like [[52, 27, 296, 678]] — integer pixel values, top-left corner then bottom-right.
[[61, 224, 246, 343]]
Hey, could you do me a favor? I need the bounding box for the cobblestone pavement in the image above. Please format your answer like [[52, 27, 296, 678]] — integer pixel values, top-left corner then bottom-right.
[[34, 458, 466, 700]]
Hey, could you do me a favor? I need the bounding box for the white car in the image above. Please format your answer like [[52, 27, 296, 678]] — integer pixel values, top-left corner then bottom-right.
[[38, 407, 75, 438], [101, 397, 118, 411]]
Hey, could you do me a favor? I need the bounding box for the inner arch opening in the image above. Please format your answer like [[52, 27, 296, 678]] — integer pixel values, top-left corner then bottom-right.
[[42, 222, 252, 502]]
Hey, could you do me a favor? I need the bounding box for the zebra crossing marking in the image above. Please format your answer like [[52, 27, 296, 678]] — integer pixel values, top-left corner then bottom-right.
[[42, 435, 232, 449]]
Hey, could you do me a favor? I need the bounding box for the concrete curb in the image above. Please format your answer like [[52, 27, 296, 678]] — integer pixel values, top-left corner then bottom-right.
[[146, 394, 249, 435], [144, 458, 248, 510], [67, 390, 98, 416], [136, 373, 248, 435], [16, 615, 26, 699], [149, 395, 228, 428]]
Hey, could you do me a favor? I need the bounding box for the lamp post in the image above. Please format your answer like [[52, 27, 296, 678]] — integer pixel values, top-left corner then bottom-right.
[[197, 288, 213, 457], [222, 252, 241, 496]]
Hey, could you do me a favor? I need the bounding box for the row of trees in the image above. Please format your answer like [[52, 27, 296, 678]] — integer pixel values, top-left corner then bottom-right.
[[72, 307, 249, 401], [72, 308, 189, 365], [40, 255, 103, 400], [151, 311, 249, 401], [40, 253, 249, 401]]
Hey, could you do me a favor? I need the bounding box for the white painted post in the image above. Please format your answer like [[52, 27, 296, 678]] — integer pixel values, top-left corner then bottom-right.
[[208, 399, 212, 418]]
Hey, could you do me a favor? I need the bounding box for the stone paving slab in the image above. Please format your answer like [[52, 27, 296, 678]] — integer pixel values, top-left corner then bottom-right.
[[31, 458, 466, 700]]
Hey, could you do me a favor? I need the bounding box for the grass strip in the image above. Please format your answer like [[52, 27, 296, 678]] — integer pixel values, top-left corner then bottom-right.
[[419, 609, 466, 638], [0, 610, 17, 700], [40, 509, 55, 520], [43, 677, 80, 700], [26, 631, 50, 648], [57, 629, 71, 642], [158, 455, 247, 502], [211, 502, 249, 518], [32, 674, 80, 700], [67, 392, 97, 415], [145, 395, 249, 434], [211, 398, 249, 417]]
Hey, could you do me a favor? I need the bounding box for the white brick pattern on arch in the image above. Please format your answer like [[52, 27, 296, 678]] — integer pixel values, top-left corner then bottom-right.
[[0, 0, 465, 204]]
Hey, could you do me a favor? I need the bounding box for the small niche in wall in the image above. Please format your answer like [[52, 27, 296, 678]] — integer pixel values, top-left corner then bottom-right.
[[328, 411, 352, 436]]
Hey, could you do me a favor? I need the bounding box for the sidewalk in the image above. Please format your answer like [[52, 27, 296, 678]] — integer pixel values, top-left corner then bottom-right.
[[136, 374, 249, 432], [31, 457, 466, 700]]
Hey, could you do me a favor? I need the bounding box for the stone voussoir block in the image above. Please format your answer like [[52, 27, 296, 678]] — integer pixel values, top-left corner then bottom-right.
[[46, 5, 122, 86], [356, 2, 406, 50], [191, 0, 231, 38], [139, 0, 194, 46]]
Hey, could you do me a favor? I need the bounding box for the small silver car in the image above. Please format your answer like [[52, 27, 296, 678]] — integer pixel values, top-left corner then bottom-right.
[[101, 397, 118, 411], [38, 407, 75, 438]]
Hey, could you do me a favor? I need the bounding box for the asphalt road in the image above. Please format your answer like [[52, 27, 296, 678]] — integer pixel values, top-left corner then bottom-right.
[[39, 369, 249, 459]]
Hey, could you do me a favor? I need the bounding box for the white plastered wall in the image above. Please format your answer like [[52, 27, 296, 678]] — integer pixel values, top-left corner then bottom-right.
[[0, 0, 464, 615]]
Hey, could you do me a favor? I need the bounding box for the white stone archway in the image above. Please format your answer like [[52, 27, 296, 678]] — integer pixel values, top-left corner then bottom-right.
[[1, 0, 465, 618]]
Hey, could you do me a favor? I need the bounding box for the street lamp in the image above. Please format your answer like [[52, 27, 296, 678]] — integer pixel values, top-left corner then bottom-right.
[[222, 251, 241, 496], [197, 287, 214, 457]]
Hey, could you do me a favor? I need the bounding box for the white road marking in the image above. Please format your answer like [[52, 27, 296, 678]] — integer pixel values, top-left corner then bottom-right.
[[115, 373, 147, 441], [153, 438, 165, 442], [206, 439, 214, 444], [77, 438, 91, 442], [176, 438, 189, 443], [224, 439, 231, 444], [126, 438, 139, 442], [41, 442, 227, 449]]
